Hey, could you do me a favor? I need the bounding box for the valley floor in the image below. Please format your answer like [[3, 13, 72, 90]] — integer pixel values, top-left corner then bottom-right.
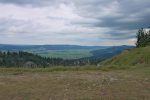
[[0, 67, 149, 100]]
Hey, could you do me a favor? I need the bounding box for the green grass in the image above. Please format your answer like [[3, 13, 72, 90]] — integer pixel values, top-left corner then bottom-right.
[[26, 49, 93, 59], [0, 66, 102, 74], [100, 46, 150, 69], [0, 66, 149, 100]]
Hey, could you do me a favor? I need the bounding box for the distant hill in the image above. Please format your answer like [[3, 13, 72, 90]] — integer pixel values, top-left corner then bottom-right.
[[0, 44, 107, 51], [0, 44, 108, 59], [90, 45, 134, 59], [100, 46, 150, 69], [77, 45, 134, 64], [0, 44, 134, 60], [0, 45, 135, 67]]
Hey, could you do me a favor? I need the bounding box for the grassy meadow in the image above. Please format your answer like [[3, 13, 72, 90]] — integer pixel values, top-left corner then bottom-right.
[[27, 49, 93, 59], [0, 66, 149, 100]]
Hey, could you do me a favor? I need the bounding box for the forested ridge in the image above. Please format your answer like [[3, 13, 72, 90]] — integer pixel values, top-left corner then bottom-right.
[[0, 46, 132, 68], [0, 51, 96, 67]]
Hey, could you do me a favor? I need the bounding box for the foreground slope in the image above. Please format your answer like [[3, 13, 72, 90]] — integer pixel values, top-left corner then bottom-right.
[[0, 68, 149, 100], [101, 46, 150, 68]]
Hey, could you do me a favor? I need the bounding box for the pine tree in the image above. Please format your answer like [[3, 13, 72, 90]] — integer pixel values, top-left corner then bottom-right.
[[136, 28, 150, 47]]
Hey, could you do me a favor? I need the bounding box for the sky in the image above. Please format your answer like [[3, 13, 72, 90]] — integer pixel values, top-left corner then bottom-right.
[[0, 0, 150, 46]]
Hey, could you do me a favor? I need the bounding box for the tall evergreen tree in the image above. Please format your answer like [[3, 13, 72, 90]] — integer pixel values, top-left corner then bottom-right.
[[136, 28, 150, 47]]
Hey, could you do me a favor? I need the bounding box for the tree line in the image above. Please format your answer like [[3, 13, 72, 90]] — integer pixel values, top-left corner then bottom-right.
[[136, 28, 150, 47], [0, 51, 99, 68]]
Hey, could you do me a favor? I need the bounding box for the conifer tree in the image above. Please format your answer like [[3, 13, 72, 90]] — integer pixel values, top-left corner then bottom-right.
[[136, 28, 150, 47]]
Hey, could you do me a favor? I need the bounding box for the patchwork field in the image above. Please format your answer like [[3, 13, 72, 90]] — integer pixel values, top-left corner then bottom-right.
[[32, 49, 93, 59], [0, 67, 149, 100]]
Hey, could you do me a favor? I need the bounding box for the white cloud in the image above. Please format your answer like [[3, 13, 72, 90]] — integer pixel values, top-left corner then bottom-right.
[[0, 0, 150, 46]]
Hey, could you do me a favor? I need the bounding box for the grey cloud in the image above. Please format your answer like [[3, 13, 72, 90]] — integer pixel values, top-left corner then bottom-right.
[[0, 0, 106, 6], [94, 13, 150, 30], [71, 0, 150, 42], [105, 31, 136, 40], [73, 0, 150, 29], [0, 0, 42, 5], [0, 0, 149, 45], [0, 0, 73, 7]]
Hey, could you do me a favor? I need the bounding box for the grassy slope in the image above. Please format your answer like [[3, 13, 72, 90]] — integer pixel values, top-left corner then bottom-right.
[[100, 46, 150, 69]]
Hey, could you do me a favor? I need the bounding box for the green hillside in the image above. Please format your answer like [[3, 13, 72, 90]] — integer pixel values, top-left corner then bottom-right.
[[101, 46, 150, 69]]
